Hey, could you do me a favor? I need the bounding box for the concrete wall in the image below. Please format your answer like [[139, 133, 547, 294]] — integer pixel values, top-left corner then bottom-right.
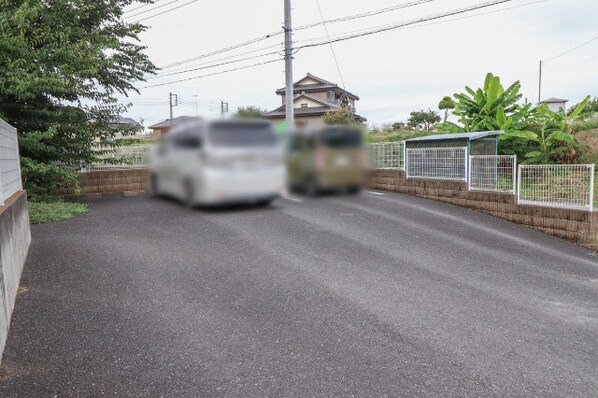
[[367, 170, 598, 249], [0, 191, 31, 363], [56, 169, 150, 197]]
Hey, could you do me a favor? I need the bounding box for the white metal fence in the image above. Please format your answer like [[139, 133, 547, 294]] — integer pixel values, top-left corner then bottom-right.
[[83, 144, 152, 172], [0, 119, 22, 205], [469, 155, 516, 194], [406, 147, 468, 181], [368, 141, 405, 170], [517, 164, 594, 211]]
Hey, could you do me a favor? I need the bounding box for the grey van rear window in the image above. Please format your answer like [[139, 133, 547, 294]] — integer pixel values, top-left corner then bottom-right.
[[320, 129, 361, 148], [209, 123, 276, 147]]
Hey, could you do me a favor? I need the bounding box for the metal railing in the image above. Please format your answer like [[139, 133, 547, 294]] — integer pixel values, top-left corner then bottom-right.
[[517, 164, 595, 211], [406, 147, 468, 181], [82, 144, 152, 172], [0, 119, 22, 205], [368, 141, 405, 170], [469, 155, 516, 194]]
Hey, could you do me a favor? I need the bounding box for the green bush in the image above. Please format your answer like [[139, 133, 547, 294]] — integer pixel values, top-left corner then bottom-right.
[[571, 119, 598, 133]]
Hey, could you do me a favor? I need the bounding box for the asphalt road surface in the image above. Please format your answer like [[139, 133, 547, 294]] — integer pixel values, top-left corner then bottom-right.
[[1, 192, 598, 397]]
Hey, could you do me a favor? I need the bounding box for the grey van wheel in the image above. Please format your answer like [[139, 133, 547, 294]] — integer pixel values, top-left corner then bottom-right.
[[184, 179, 196, 209], [150, 174, 160, 196], [304, 176, 319, 197]]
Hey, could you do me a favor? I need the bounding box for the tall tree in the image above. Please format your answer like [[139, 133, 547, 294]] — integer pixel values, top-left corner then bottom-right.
[[323, 108, 356, 125], [407, 109, 440, 131], [235, 106, 267, 118], [0, 0, 156, 198], [438, 96, 455, 123]]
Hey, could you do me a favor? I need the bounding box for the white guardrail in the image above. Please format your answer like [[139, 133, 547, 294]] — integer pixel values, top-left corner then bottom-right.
[[406, 147, 468, 181], [469, 155, 516, 194], [368, 141, 405, 170], [518, 164, 595, 211], [0, 119, 23, 205]]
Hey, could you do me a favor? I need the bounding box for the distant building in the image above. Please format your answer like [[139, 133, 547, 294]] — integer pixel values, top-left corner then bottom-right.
[[540, 98, 568, 112], [148, 116, 203, 138], [263, 73, 365, 128], [109, 116, 144, 139]]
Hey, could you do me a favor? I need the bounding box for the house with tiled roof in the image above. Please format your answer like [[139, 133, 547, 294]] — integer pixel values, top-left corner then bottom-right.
[[539, 98, 568, 113], [148, 116, 203, 138], [263, 73, 365, 128]]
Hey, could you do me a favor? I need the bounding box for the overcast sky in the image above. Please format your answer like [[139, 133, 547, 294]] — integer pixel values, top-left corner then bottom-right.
[[121, 0, 598, 127]]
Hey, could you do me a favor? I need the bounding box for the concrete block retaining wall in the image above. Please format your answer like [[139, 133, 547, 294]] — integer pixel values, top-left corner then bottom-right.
[[367, 170, 598, 249], [0, 191, 31, 364]]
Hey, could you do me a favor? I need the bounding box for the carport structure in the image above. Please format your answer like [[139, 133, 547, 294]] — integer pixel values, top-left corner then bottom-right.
[[404, 130, 504, 181]]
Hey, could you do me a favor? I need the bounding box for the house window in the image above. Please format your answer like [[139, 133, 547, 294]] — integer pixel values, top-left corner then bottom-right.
[[301, 103, 308, 108], [326, 91, 334, 101]]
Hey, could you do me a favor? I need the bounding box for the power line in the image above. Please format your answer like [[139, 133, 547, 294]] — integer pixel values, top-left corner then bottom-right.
[[140, 0, 542, 90], [543, 34, 598, 63], [314, 0, 346, 90], [159, 32, 282, 69], [139, 58, 284, 89], [125, 0, 183, 19], [159, 42, 284, 74], [157, 0, 438, 70], [133, 0, 198, 23], [148, 50, 282, 79], [293, 0, 547, 45], [293, 0, 517, 53], [124, 0, 165, 14], [296, 0, 437, 32]]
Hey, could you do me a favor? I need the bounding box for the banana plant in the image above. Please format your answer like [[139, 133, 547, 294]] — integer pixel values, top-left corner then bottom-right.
[[447, 73, 527, 134]]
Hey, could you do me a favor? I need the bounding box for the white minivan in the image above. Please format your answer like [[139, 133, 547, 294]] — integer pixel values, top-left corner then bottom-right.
[[150, 119, 285, 207]]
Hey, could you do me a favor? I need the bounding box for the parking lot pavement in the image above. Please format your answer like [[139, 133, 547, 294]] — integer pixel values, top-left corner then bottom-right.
[[1, 193, 597, 397]]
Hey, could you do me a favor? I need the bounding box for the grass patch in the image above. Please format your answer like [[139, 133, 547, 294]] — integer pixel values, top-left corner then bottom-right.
[[29, 201, 88, 224]]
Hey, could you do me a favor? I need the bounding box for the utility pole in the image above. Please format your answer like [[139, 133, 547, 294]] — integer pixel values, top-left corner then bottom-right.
[[220, 101, 229, 116], [284, 0, 294, 129], [538, 60, 542, 105], [169, 92, 178, 124]]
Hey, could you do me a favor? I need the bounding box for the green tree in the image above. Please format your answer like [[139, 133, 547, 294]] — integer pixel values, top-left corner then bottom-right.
[[235, 106, 267, 118], [0, 0, 156, 198], [323, 108, 356, 125], [407, 109, 441, 131], [438, 96, 455, 123]]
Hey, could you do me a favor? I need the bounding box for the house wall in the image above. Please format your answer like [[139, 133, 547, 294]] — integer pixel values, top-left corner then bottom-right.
[[268, 115, 327, 128], [294, 97, 325, 108], [546, 102, 566, 112], [0, 191, 31, 364], [367, 170, 598, 249]]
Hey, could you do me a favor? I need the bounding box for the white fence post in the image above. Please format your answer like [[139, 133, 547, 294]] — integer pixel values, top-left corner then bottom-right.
[[512, 155, 517, 196], [517, 164, 522, 205], [468, 155, 472, 191]]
